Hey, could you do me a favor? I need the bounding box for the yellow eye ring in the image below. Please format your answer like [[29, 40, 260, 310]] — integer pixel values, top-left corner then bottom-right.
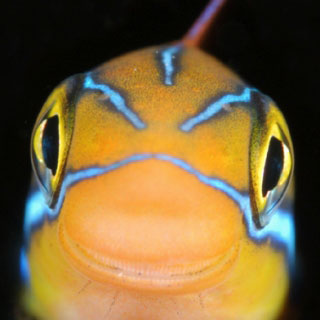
[[249, 104, 294, 228], [31, 77, 78, 207]]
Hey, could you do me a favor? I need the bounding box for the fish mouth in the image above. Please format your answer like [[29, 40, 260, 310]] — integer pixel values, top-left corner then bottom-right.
[[60, 224, 240, 292], [58, 158, 243, 292]]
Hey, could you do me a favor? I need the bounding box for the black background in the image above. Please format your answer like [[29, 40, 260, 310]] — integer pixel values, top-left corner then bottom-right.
[[2, 0, 320, 318]]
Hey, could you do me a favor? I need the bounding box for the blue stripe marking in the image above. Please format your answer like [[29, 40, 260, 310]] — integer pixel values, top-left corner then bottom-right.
[[180, 87, 258, 132], [154, 154, 245, 207], [84, 74, 146, 129], [24, 190, 48, 241], [19, 247, 30, 284], [24, 154, 294, 264], [24, 155, 152, 240], [258, 209, 295, 266], [160, 46, 181, 86]]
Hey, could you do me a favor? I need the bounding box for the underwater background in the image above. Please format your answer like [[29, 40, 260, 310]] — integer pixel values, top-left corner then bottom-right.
[[2, 0, 319, 318]]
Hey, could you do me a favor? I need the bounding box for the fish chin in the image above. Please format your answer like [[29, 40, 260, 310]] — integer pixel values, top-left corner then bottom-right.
[[59, 223, 240, 293]]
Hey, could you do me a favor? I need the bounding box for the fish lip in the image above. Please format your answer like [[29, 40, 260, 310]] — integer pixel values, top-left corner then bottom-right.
[[59, 222, 240, 291]]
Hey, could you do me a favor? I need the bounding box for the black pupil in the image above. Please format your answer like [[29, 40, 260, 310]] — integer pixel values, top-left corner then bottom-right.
[[42, 115, 59, 175], [262, 136, 284, 196]]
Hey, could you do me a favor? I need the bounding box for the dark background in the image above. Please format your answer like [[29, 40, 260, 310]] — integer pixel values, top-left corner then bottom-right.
[[2, 0, 320, 318]]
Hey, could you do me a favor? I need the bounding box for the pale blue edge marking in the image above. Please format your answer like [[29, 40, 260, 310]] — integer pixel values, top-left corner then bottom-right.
[[23, 153, 295, 281], [84, 74, 146, 129], [24, 190, 47, 240], [19, 247, 30, 284], [161, 46, 180, 86], [180, 87, 258, 132]]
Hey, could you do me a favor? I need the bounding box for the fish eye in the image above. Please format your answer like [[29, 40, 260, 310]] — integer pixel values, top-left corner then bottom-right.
[[32, 109, 64, 207], [262, 136, 284, 197], [249, 107, 293, 229], [41, 115, 60, 176], [31, 79, 78, 207]]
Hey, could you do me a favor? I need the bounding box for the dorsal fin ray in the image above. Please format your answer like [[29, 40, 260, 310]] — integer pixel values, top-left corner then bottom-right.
[[181, 0, 227, 48]]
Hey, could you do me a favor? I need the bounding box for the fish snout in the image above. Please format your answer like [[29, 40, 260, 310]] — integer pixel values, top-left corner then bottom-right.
[[59, 158, 243, 292]]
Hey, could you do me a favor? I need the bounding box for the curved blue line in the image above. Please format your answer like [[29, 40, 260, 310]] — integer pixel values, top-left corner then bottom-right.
[[24, 153, 294, 264], [154, 154, 245, 207], [180, 87, 257, 132], [84, 74, 146, 129]]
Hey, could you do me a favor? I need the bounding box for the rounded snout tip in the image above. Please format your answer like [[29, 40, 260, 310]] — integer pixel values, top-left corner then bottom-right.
[[59, 158, 243, 291]]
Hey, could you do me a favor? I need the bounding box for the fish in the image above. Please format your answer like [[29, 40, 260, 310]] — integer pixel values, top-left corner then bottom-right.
[[18, 0, 295, 319]]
